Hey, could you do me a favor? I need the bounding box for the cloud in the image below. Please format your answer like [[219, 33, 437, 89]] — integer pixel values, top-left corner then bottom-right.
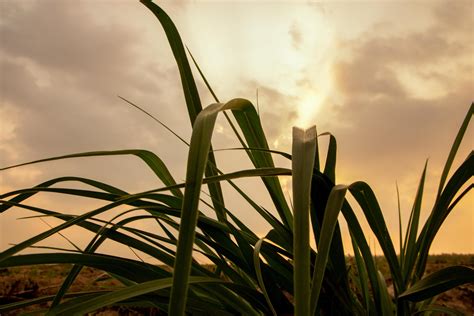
[[326, 1, 472, 179], [317, 1, 473, 252], [288, 22, 303, 50], [1, 1, 472, 254], [0, 0, 197, 199], [240, 82, 299, 149]]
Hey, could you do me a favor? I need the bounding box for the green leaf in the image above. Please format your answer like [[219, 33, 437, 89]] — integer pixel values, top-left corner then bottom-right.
[[436, 103, 473, 199], [321, 132, 337, 183], [309, 184, 348, 315], [169, 98, 289, 316], [231, 99, 293, 228], [140, 0, 226, 223], [349, 182, 403, 293], [0, 150, 182, 197], [0, 292, 110, 314], [0, 253, 167, 282], [415, 153, 473, 279], [292, 126, 317, 316], [340, 200, 384, 314], [402, 161, 428, 283], [399, 266, 474, 302], [413, 304, 466, 316], [48, 276, 223, 315], [253, 237, 277, 316], [376, 270, 394, 316], [351, 234, 372, 313]]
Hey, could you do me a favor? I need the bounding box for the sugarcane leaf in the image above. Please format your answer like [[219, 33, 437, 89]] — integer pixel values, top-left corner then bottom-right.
[[399, 266, 474, 302]]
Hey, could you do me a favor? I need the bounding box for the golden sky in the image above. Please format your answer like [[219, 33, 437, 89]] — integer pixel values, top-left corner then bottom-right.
[[0, 0, 472, 257]]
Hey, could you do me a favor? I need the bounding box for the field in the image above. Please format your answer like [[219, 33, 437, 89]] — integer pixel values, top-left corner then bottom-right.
[[1, 254, 473, 315]]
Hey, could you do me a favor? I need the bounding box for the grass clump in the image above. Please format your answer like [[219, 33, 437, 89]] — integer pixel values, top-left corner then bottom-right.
[[1, 1, 473, 315]]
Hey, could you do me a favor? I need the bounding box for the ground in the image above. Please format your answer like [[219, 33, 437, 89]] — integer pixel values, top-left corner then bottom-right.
[[1, 254, 473, 315]]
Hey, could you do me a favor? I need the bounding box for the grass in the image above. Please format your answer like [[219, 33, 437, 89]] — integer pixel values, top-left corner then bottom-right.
[[2, 256, 472, 315], [1, 1, 473, 315]]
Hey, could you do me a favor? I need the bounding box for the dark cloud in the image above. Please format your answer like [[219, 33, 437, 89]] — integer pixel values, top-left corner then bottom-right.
[[326, 1, 472, 180], [432, 1, 473, 33], [1, 1, 133, 74], [0, 0, 193, 196], [333, 59, 406, 98], [0, 2, 244, 255]]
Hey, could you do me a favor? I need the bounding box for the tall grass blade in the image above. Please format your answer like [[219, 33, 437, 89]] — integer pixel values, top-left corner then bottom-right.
[[436, 103, 473, 199], [310, 173, 351, 314], [396, 183, 403, 266], [140, 0, 226, 222], [292, 126, 317, 316], [253, 237, 278, 316], [376, 270, 395, 316], [415, 152, 473, 279], [351, 234, 372, 313], [309, 184, 348, 315], [321, 132, 337, 183], [349, 182, 403, 293], [402, 161, 427, 282], [231, 100, 293, 227]]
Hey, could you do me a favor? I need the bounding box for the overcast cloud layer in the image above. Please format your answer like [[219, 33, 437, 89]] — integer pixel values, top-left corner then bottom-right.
[[1, 1, 472, 255]]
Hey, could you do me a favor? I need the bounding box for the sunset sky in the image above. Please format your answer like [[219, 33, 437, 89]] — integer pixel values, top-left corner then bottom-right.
[[1, 0, 472, 258]]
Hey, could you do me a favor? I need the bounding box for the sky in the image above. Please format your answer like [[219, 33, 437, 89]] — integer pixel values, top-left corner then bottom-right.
[[0, 0, 472, 259]]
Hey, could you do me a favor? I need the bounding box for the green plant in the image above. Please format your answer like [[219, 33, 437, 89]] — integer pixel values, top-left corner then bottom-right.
[[1, 1, 472, 315]]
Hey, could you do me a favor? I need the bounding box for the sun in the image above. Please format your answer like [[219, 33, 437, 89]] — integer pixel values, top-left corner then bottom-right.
[[295, 65, 332, 128]]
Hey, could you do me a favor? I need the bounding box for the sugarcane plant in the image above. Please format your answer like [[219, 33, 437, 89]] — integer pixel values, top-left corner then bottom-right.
[[1, 1, 473, 315]]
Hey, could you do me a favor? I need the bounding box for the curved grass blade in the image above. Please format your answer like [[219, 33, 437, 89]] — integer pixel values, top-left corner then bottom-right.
[[186, 47, 250, 155], [231, 99, 293, 228], [186, 48, 292, 229], [0, 291, 110, 314], [413, 305, 466, 316], [399, 266, 474, 302], [169, 98, 287, 315], [0, 150, 182, 197], [349, 182, 403, 293], [0, 253, 166, 282], [253, 237, 277, 316], [48, 276, 223, 316], [0, 198, 179, 268], [49, 207, 175, 309], [140, 0, 226, 223], [0, 167, 290, 218]]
